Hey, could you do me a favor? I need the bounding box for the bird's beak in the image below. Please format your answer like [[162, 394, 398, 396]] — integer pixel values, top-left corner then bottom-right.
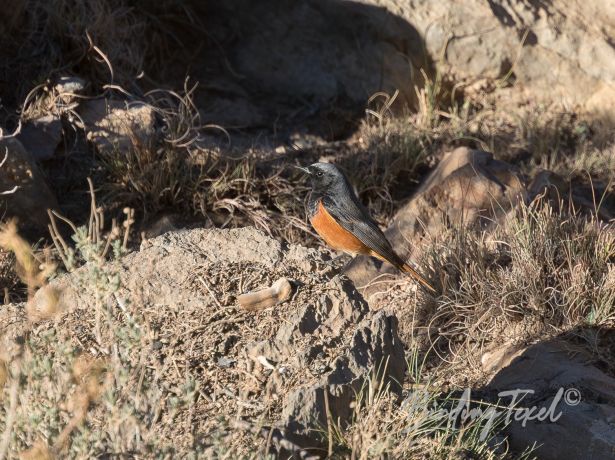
[[294, 166, 311, 175]]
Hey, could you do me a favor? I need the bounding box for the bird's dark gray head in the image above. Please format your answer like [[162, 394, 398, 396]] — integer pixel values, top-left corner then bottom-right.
[[297, 162, 348, 193]]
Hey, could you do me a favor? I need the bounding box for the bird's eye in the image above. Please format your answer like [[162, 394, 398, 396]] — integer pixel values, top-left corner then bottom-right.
[[316, 171, 324, 177]]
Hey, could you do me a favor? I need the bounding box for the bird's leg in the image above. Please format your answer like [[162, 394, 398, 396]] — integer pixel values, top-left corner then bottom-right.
[[340, 256, 360, 273], [330, 254, 348, 265], [318, 252, 352, 277]]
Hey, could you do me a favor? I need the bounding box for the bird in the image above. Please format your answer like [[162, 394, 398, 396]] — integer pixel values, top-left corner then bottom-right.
[[297, 162, 436, 294]]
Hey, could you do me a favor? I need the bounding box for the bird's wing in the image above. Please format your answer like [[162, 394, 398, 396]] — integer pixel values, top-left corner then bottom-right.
[[321, 194, 404, 267]]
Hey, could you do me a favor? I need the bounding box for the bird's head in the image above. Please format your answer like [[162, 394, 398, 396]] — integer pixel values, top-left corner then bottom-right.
[[295, 162, 346, 192]]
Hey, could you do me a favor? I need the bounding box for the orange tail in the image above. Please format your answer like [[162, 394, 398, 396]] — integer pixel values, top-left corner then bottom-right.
[[401, 263, 437, 295]]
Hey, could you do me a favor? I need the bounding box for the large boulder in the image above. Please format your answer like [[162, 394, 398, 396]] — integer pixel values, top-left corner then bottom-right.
[[483, 330, 615, 459], [198, 0, 430, 136], [196, 0, 615, 133], [376, 0, 615, 114]]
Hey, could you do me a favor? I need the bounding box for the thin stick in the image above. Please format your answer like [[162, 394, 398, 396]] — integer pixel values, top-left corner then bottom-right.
[[199, 276, 222, 309], [48, 223, 71, 270], [324, 389, 334, 457], [50, 210, 79, 235], [87, 178, 101, 244], [47, 211, 70, 256]]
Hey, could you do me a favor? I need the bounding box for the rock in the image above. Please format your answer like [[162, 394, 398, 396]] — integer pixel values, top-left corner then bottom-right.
[[527, 170, 614, 221], [53, 76, 86, 99], [249, 277, 406, 446], [34, 226, 405, 453], [480, 341, 526, 376], [0, 135, 58, 237], [78, 99, 156, 153], [17, 115, 62, 161], [139, 213, 180, 240], [527, 170, 570, 203], [346, 147, 526, 288], [282, 310, 405, 446], [384, 0, 615, 113], [484, 332, 615, 459], [196, 0, 615, 131], [217, 357, 235, 368], [50, 76, 87, 114], [198, 0, 430, 135]]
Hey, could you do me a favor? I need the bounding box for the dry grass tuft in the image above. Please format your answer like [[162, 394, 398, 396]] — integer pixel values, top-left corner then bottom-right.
[[415, 198, 615, 385], [341, 389, 512, 459], [88, 85, 316, 243], [0, 200, 166, 458]]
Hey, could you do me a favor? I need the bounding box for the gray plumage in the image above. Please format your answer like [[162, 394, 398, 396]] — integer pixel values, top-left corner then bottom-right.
[[305, 163, 405, 267]]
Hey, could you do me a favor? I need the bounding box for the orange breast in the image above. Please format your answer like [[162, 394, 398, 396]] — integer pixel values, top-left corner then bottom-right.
[[310, 201, 369, 255]]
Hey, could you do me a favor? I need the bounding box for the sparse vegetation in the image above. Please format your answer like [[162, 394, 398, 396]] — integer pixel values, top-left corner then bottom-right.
[[418, 199, 615, 385], [1, 0, 614, 458]]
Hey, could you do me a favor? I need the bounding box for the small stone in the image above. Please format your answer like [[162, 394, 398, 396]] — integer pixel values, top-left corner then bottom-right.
[[217, 357, 235, 368], [17, 115, 62, 161], [54, 76, 86, 96]]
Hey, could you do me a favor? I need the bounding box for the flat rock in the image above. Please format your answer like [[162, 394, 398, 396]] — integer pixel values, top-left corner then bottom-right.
[[53, 76, 86, 98], [484, 332, 615, 459], [78, 99, 156, 153]]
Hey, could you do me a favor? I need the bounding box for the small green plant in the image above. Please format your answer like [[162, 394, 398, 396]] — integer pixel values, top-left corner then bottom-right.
[[0, 184, 184, 458]]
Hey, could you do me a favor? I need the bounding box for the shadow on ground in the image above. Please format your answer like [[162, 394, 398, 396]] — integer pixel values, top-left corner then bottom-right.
[[189, 0, 432, 140]]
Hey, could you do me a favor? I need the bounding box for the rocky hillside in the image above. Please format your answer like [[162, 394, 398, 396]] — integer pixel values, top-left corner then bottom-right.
[[0, 1, 614, 459]]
